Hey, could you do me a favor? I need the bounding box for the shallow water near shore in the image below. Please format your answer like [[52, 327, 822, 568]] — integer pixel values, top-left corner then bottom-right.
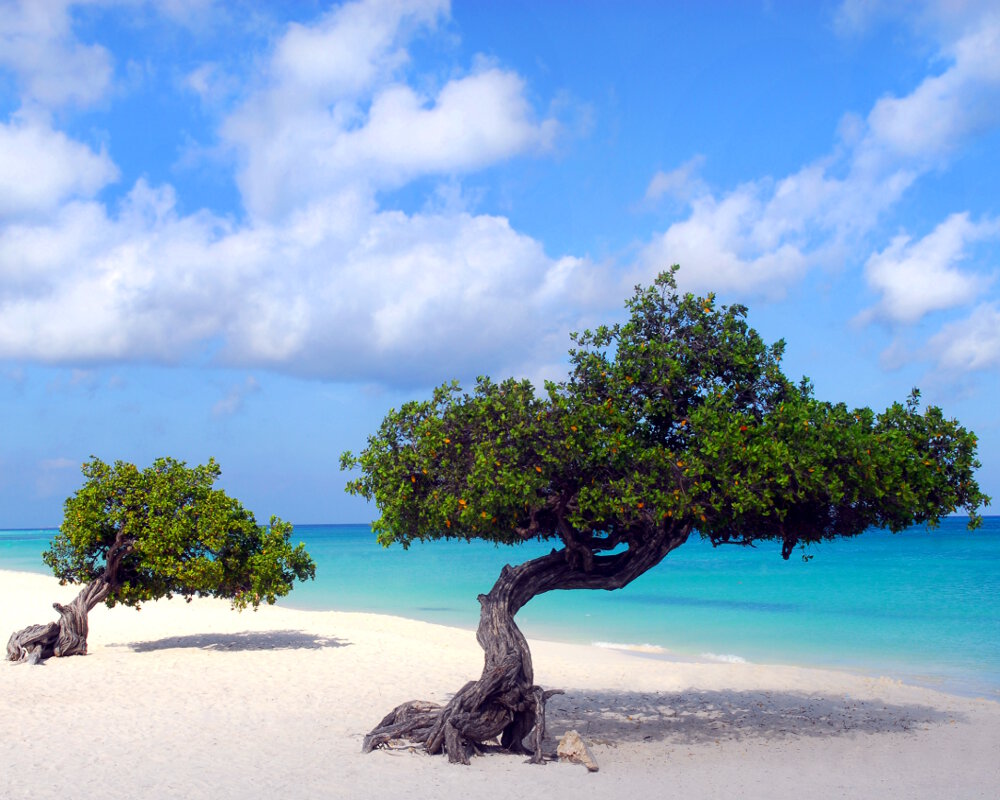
[[3, 517, 998, 699]]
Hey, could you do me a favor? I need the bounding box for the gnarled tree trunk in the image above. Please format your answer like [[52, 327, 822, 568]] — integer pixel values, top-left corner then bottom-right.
[[363, 527, 690, 763], [7, 579, 111, 664]]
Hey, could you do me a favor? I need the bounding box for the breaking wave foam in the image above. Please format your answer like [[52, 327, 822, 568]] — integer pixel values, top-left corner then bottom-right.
[[592, 641, 667, 655], [701, 652, 748, 663]]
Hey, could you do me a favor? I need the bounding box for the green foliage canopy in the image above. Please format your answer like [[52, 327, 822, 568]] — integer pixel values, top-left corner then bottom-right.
[[44, 457, 315, 609], [343, 268, 988, 563]]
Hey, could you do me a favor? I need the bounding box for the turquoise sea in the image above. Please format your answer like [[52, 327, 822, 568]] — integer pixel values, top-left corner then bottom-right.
[[2, 518, 998, 700]]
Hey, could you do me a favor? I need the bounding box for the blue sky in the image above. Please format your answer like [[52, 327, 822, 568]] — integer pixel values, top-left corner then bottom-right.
[[1, 0, 998, 528]]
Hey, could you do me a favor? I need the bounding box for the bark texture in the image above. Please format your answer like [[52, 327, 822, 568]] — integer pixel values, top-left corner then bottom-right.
[[6, 579, 111, 664], [363, 526, 690, 763]]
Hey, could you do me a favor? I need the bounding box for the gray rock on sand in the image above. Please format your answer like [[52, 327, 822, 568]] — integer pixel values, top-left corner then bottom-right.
[[556, 729, 599, 772]]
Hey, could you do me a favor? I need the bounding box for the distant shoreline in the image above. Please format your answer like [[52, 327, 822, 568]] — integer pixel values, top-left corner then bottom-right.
[[2, 563, 997, 704], [4, 518, 999, 702]]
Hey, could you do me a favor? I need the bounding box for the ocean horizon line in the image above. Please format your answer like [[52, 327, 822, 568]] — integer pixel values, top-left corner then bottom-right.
[[3, 518, 998, 701], [3, 513, 998, 533]]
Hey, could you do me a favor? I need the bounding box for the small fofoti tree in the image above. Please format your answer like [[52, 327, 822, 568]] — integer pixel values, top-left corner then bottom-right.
[[7, 457, 315, 664], [342, 267, 988, 764]]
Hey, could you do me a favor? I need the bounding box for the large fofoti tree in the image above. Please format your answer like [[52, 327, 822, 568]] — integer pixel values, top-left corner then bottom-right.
[[342, 268, 988, 764], [7, 457, 315, 664]]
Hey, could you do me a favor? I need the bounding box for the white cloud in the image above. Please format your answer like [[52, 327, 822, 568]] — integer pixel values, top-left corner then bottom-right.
[[927, 302, 1000, 373], [270, 0, 446, 101], [0, 182, 225, 363], [859, 213, 998, 325], [640, 182, 809, 297], [0, 0, 583, 385], [224, 1, 555, 222], [0, 0, 114, 108], [864, 16, 1000, 163], [4, 0, 993, 389], [345, 69, 557, 178], [637, 7, 1000, 310], [0, 114, 118, 218], [636, 117, 919, 297], [0, 176, 589, 384], [231, 67, 557, 220]]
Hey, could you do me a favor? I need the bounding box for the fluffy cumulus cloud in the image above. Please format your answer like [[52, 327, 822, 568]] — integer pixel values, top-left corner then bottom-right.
[[641, 8, 1000, 295], [637, 144, 925, 300], [0, 0, 581, 385], [0, 182, 585, 382], [0, 114, 118, 217], [860, 213, 998, 325], [0, 0, 114, 108], [222, 0, 556, 222], [639, 181, 811, 297], [1, 0, 998, 386], [864, 16, 1000, 164], [927, 303, 1000, 373], [639, 2, 1000, 376], [226, 64, 556, 222], [636, 109, 919, 299]]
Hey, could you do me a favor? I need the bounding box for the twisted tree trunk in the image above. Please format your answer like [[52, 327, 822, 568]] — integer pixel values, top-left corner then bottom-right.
[[363, 526, 690, 763], [363, 557, 562, 763], [7, 579, 111, 664]]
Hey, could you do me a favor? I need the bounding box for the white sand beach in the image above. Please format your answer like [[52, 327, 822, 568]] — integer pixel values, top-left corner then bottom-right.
[[2, 568, 998, 799]]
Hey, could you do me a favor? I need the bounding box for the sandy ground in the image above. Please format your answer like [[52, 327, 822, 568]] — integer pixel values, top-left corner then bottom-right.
[[2, 568, 998, 799]]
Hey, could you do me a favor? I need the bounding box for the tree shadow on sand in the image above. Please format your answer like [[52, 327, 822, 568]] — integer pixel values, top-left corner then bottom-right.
[[544, 688, 964, 746], [115, 630, 351, 653]]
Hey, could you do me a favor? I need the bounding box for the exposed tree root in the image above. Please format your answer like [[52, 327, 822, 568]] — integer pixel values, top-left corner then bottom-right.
[[362, 680, 564, 764], [363, 534, 690, 764], [362, 559, 566, 763], [6, 622, 60, 664], [6, 580, 109, 664]]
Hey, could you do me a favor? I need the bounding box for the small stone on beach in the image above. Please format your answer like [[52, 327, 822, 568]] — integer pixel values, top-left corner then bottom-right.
[[556, 729, 599, 772]]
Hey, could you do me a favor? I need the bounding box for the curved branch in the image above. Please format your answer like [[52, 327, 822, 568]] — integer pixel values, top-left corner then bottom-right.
[[503, 523, 691, 614]]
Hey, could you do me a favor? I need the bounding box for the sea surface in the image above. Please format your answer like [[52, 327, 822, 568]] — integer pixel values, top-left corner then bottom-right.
[[2, 517, 998, 700]]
